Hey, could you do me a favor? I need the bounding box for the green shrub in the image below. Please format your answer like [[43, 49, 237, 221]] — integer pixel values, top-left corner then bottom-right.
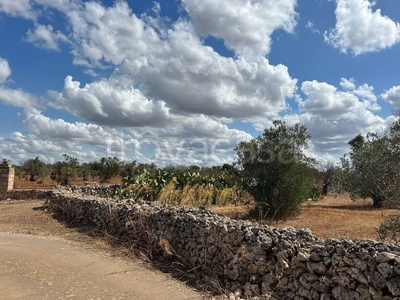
[[377, 214, 400, 243]]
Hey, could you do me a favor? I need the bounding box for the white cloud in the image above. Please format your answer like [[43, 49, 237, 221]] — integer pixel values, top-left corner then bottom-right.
[[0, 0, 36, 20], [0, 57, 11, 83], [299, 79, 378, 118], [48, 2, 297, 120], [0, 86, 42, 107], [325, 0, 400, 55], [49, 76, 171, 127], [13, 108, 252, 166], [152, 1, 160, 15], [182, 0, 297, 58], [253, 108, 393, 160], [297, 112, 390, 155], [0, 1, 304, 165], [249, 78, 391, 158], [20, 108, 116, 144], [6, 0, 396, 166], [382, 86, 400, 108], [33, 0, 79, 12], [306, 20, 320, 34], [25, 24, 68, 50], [340, 77, 356, 90]]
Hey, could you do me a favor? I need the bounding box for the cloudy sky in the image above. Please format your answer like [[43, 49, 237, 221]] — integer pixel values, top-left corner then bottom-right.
[[0, 0, 400, 166]]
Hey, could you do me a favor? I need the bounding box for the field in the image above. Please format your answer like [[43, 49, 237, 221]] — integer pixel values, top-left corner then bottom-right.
[[13, 176, 122, 189], [12, 176, 400, 241], [206, 195, 400, 241]]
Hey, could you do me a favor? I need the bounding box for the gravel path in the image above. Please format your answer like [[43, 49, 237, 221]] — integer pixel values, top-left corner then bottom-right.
[[0, 233, 203, 300], [0, 201, 205, 300]]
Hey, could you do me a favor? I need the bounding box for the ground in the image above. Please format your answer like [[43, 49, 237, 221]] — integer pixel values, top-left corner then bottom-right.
[[212, 194, 400, 240], [0, 200, 204, 300], [14, 176, 400, 241], [1, 192, 399, 299]]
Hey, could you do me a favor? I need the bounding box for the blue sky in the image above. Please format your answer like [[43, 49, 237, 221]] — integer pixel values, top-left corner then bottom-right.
[[0, 0, 400, 166]]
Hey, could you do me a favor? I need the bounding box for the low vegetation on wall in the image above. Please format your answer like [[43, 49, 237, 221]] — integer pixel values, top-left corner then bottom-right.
[[116, 167, 253, 206], [48, 186, 400, 300]]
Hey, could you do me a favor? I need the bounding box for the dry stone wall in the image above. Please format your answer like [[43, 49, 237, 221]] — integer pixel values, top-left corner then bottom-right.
[[49, 186, 400, 300], [6, 189, 52, 200]]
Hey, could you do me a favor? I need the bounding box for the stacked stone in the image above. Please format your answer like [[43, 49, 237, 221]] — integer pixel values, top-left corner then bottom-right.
[[6, 189, 52, 200], [49, 186, 400, 299], [275, 239, 400, 299], [0, 159, 14, 201], [54, 184, 120, 197]]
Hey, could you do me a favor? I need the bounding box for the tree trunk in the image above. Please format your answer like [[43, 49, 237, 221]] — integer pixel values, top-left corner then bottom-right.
[[372, 195, 384, 208], [322, 181, 330, 196]]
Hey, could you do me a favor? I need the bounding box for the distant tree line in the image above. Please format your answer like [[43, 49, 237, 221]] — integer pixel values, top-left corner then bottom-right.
[[13, 119, 400, 221], [14, 154, 243, 187]]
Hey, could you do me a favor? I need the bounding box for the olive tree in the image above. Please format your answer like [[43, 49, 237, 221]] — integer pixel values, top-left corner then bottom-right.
[[21, 157, 49, 181], [50, 154, 79, 185], [235, 120, 316, 220], [333, 121, 400, 208], [97, 157, 122, 183]]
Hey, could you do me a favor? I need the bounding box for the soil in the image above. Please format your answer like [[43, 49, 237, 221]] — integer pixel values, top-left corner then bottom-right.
[[0, 200, 205, 300]]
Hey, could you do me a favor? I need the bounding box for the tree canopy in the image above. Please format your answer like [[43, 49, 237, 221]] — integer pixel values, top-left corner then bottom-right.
[[21, 157, 49, 182], [235, 120, 316, 219], [333, 121, 400, 208]]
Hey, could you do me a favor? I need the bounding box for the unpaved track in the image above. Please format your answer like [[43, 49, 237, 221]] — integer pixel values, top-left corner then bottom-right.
[[0, 201, 204, 300]]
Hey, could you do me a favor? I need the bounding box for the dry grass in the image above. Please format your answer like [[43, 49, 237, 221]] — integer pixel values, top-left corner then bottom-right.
[[13, 176, 122, 189], [212, 194, 400, 241]]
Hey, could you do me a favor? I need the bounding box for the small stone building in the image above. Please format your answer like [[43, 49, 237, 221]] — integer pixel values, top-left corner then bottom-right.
[[0, 159, 15, 200]]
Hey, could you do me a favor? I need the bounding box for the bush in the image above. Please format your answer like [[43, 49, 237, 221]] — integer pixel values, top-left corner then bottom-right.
[[333, 121, 400, 208], [235, 120, 316, 220], [377, 214, 400, 243], [50, 154, 79, 185]]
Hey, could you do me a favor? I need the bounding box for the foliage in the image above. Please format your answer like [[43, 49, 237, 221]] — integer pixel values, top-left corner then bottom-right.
[[21, 157, 50, 182], [308, 184, 322, 201], [333, 121, 400, 208], [97, 157, 122, 183], [116, 164, 251, 206], [50, 154, 79, 185], [235, 120, 316, 220], [377, 214, 400, 243], [120, 160, 138, 178], [79, 162, 96, 181]]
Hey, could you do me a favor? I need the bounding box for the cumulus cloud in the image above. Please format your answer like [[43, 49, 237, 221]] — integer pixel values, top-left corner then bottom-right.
[[382, 86, 400, 108], [25, 24, 68, 50], [340, 77, 356, 90], [20, 108, 116, 144], [0, 87, 43, 107], [49, 76, 171, 127], [298, 112, 390, 155], [248, 78, 391, 159], [45, 2, 297, 120], [253, 108, 393, 161], [15, 108, 251, 166], [5, 0, 395, 166], [325, 0, 400, 55], [0, 0, 36, 20], [33, 0, 80, 12], [2, 131, 66, 162], [0, 57, 11, 83], [299, 79, 378, 118], [182, 0, 297, 58]]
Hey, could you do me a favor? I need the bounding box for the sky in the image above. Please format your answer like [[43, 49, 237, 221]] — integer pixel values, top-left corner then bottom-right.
[[0, 0, 400, 166]]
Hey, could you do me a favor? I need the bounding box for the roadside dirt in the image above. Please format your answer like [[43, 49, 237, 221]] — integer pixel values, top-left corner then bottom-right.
[[0, 200, 205, 300]]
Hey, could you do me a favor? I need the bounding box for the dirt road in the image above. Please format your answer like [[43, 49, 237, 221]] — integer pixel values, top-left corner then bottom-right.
[[0, 201, 204, 300]]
